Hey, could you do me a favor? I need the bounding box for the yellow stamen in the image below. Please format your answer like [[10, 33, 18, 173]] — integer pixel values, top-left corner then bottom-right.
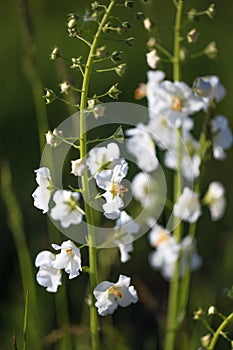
[[172, 97, 183, 112], [66, 248, 73, 254], [108, 286, 122, 298]]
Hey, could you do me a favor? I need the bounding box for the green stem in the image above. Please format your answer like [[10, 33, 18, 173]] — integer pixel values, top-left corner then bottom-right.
[[164, 2, 183, 350], [79, 2, 116, 349], [208, 313, 233, 350]]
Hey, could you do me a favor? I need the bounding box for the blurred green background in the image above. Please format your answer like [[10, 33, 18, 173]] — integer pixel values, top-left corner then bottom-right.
[[0, 0, 233, 349]]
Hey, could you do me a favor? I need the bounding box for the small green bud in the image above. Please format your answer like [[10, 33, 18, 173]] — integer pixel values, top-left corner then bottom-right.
[[102, 22, 112, 33], [43, 88, 56, 104], [114, 126, 124, 143], [187, 28, 200, 43], [115, 63, 126, 77], [124, 1, 134, 8], [96, 46, 108, 58], [135, 12, 144, 20], [206, 4, 216, 19], [70, 56, 83, 69], [50, 46, 61, 60], [187, 8, 197, 22], [125, 37, 135, 47], [108, 84, 122, 99], [91, 1, 100, 10], [204, 41, 217, 59], [111, 50, 123, 63]]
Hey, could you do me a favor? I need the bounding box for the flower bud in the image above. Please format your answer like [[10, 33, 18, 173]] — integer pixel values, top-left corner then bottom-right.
[[125, 37, 135, 47], [115, 63, 126, 77], [187, 28, 200, 43], [201, 334, 211, 348], [70, 56, 83, 69], [206, 4, 216, 19], [45, 129, 63, 147], [43, 89, 56, 104], [187, 8, 197, 22], [134, 83, 147, 100], [111, 50, 123, 63], [96, 46, 108, 58], [179, 47, 187, 62], [124, 1, 134, 7], [208, 306, 216, 315], [204, 41, 217, 59], [114, 126, 124, 144], [102, 22, 112, 33], [50, 46, 61, 60], [146, 49, 160, 69], [87, 99, 105, 119], [135, 12, 144, 20], [91, 1, 100, 10], [147, 37, 157, 49], [143, 18, 155, 31], [59, 81, 71, 94], [108, 84, 122, 99], [193, 307, 204, 320]]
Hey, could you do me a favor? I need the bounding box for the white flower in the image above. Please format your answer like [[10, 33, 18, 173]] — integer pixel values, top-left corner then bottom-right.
[[32, 167, 52, 213], [93, 275, 138, 316], [52, 240, 82, 279], [131, 172, 158, 209], [149, 233, 180, 280], [146, 114, 177, 150], [174, 187, 201, 223], [211, 115, 233, 160], [147, 79, 205, 127], [87, 142, 120, 176], [146, 70, 166, 118], [71, 158, 87, 176], [50, 190, 84, 228], [35, 250, 62, 292], [148, 224, 171, 248], [87, 100, 106, 119], [146, 49, 160, 69], [180, 236, 202, 275], [193, 75, 226, 105], [204, 181, 226, 221], [96, 160, 128, 219], [126, 123, 158, 172], [114, 211, 139, 263]]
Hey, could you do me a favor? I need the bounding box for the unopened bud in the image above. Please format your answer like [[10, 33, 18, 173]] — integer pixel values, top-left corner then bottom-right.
[[147, 37, 157, 49], [193, 308, 204, 320], [201, 334, 211, 348], [114, 126, 124, 143], [96, 46, 108, 58], [125, 37, 135, 47], [146, 49, 160, 69], [134, 83, 147, 100], [205, 41, 217, 59], [135, 12, 144, 20], [102, 22, 112, 33], [143, 17, 155, 31], [206, 4, 216, 19], [187, 8, 197, 22], [59, 81, 71, 94], [208, 306, 216, 315], [111, 50, 122, 63], [91, 1, 100, 10], [124, 1, 134, 7], [71, 56, 83, 69], [115, 63, 126, 77], [71, 158, 87, 176], [108, 84, 122, 99], [45, 129, 63, 147], [179, 47, 187, 62], [187, 28, 200, 43], [43, 88, 56, 104], [50, 46, 61, 60]]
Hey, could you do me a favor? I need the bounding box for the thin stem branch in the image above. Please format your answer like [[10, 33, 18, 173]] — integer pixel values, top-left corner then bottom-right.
[[208, 313, 233, 350]]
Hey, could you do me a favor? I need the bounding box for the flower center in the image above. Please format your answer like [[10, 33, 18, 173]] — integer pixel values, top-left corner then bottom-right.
[[172, 97, 183, 112], [66, 248, 73, 254], [110, 182, 128, 198], [153, 230, 169, 247], [108, 286, 122, 298]]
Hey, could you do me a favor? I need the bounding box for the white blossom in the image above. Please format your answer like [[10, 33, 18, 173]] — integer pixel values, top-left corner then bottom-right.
[[52, 240, 82, 279], [87, 142, 120, 176], [146, 49, 160, 69], [211, 115, 233, 160], [174, 187, 201, 223], [32, 167, 52, 213], [96, 160, 128, 219], [35, 250, 62, 292], [193, 75, 226, 105], [126, 123, 158, 172], [147, 79, 205, 127], [93, 275, 138, 316], [114, 211, 139, 263], [204, 181, 226, 221], [131, 172, 158, 209], [71, 158, 87, 176], [50, 190, 84, 228]]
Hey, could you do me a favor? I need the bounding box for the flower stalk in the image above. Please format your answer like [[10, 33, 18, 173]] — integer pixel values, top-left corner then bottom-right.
[[79, 1, 117, 349]]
